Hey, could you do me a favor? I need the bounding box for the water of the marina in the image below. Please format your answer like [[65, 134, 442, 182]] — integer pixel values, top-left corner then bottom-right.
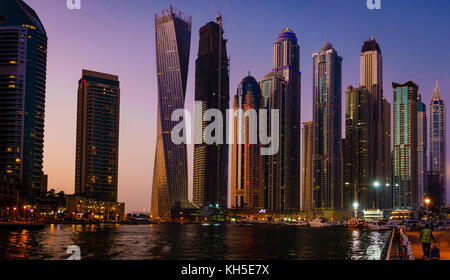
[[0, 224, 391, 260]]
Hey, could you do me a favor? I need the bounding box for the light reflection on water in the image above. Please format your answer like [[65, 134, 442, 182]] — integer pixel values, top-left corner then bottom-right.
[[0, 224, 391, 260]]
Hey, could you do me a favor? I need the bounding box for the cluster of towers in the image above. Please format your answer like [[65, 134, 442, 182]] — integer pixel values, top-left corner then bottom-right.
[[303, 38, 447, 214], [150, 6, 447, 219]]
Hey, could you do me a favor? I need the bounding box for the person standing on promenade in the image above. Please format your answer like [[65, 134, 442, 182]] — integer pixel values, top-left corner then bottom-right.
[[420, 224, 437, 259]]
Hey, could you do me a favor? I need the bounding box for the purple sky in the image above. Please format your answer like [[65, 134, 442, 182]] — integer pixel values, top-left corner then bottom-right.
[[25, 0, 450, 212]]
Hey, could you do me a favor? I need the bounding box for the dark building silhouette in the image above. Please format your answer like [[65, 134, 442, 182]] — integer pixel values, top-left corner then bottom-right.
[[75, 70, 120, 202], [193, 20, 229, 209], [151, 6, 191, 218], [343, 86, 371, 210], [427, 171, 444, 209], [0, 0, 47, 202]]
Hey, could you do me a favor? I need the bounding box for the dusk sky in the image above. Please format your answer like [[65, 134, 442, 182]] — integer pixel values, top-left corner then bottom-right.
[[25, 0, 450, 212]]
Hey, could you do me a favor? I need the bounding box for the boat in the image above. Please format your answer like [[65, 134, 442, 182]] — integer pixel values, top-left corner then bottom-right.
[[347, 218, 366, 229], [367, 219, 389, 230], [309, 218, 332, 228]]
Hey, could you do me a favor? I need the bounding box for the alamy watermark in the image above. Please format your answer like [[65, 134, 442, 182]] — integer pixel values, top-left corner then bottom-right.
[[367, 0, 381, 10], [66, 0, 81, 10], [170, 102, 280, 156]]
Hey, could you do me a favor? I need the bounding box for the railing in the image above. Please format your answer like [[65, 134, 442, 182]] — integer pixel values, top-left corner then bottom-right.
[[399, 227, 415, 260], [385, 228, 395, 260]]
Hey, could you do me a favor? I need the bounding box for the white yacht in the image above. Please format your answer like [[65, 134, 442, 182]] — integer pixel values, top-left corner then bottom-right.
[[309, 218, 332, 228]]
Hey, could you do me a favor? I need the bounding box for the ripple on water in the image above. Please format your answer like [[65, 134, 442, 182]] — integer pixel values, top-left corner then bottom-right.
[[0, 224, 391, 260]]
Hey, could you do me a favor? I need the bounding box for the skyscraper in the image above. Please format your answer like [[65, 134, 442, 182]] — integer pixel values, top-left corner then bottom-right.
[[261, 71, 286, 211], [429, 81, 446, 206], [360, 37, 389, 210], [417, 95, 427, 208], [193, 20, 229, 209], [231, 75, 264, 210], [261, 27, 301, 212], [343, 86, 371, 210], [0, 0, 47, 201], [273, 28, 301, 211], [393, 81, 418, 210], [75, 70, 120, 202], [151, 6, 191, 218], [381, 97, 392, 210], [312, 42, 343, 210], [301, 121, 313, 212]]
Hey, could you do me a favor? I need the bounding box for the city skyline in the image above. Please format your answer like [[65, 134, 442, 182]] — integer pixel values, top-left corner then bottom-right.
[[17, 0, 450, 212]]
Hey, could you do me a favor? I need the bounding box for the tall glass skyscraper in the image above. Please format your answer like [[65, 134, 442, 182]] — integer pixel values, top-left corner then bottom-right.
[[260, 71, 287, 211], [429, 80, 446, 206], [301, 121, 313, 212], [75, 70, 120, 202], [260, 27, 301, 212], [312, 42, 343, 210], [231, 75, 264, 210], [417, 95, 427, 208], [0, 0, 47, 201], [151, 6, 191, 218], [193, 20, 229, 209], [393, 81, 418, 210], [360, 38, 391, 210], [343, 86, 371, 210]]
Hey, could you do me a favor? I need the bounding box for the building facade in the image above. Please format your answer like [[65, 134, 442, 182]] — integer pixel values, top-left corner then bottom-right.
[[417, 95, 427, 208], [272, 28, 301, 211], [381, 97, 392, 209], [301, 121, 313, 212], [360, 38, 391, 210], [193, 20, 229, 209], [312, 42, 343, 210], [260, 72, 287, 211], [343, 86, 371, 210], [0, 0, 47, 202], [231, 75, 264, 210], [393, 81, 418, 209], [429, 81, 446, 206], [151, 6, 191, 217], [75, 70, 120, 202]]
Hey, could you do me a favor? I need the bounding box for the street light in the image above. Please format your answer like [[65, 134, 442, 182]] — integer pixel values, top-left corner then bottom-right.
[[373, 181, 381, 210], [353, 202, 359, 218], [424, 198, 431, 222]]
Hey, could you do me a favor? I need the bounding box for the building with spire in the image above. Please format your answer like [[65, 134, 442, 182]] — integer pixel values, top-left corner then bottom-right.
[[151, 6, 191, 218], [0, 0, 48, 202], [231, 75, 264, 210], [193, 20, 229, 209], [429, 80, 446, 206], [261, 27, 301, 212], [312, 41, 343, 210]]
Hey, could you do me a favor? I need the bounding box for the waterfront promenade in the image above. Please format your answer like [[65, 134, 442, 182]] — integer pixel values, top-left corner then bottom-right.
[[405, 231, 450, 260]]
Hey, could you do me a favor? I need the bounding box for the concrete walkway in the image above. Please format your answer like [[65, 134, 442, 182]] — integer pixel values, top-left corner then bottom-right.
[[405, 231, 450, 260]]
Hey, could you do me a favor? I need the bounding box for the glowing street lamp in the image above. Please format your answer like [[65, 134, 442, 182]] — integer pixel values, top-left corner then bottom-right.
[[424, 198, 431, 221], [374, 181, 380, 188], [353, 202, 359, 218]]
